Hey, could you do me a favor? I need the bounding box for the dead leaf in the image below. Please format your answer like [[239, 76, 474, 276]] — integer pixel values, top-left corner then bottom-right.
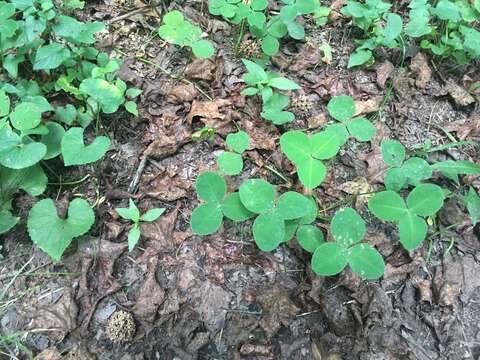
[[329, 0, 347, 20], [133, 258, 165, 322], [308, 113, 329, 129], [410, 52, 431, 89], [337, 177, 373, 211], [290, 42, 321, 71], [140, 173, 192, 201], [443, 114, 480, 141], [34, 348, 62, 360], [29, 290, 78, 342], [445, 79, 475, 107], [167, 84, 198, 103], [358, 122, 391, 183], [244, 118, 279, 151], [411, 276, 432, 304], [239, 344, 273, 356], [186, 99, 232, 129], [354, 97, 381, 117], [376, 61, 394, 89], [184, 58, 216, 81]]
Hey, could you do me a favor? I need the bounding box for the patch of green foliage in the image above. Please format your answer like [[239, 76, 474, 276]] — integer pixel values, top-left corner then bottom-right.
[[0, 0, 141, 260], [240, 59, 300, 124], [158, 10, 215, 59], [115, 200, 165, 251]]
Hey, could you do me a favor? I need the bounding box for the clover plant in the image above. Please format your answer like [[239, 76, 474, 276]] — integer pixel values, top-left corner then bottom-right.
[[115, 200, 166, 251], [311, 207, 385, 279], [240, 59, 300, 124], [0, 0, 142, 261], [217, 130, 250, 175], [158, 10, 215, 59]]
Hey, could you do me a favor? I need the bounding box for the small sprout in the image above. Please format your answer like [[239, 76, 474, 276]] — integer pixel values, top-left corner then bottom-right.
[[106, 310, 136, 344]]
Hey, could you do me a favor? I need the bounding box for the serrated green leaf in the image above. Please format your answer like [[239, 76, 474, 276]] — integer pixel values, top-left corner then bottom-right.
[[347, 243, 385, 279], [368, 191, 408, 221], [311, 242, 347, 276], [381, 139, 405, 167], [239, 178, 276, 214], [196, 171, 227, 204], [27, 198, 95, 262], [331, 207, 365, 247], [398, 211, 427, 250], [61, 127, 110, 166], [327, 95, 355, 122], [296, 225, 324, 253], [222, 192, 254, 221], [252, 212, 285, 251], [191, 203, 223, 235], [406, 183, 444, 217], [276, 191, 311, 220]]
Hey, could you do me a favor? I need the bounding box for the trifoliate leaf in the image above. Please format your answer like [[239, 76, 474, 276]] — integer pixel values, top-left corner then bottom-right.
[[239, 178, 276, 214], [0, 128, 46, 169], [296, 225, 324, 253], [61, 127, 110, 166], [311, 242, 347, 276], [347, 243, 385, 279], [276, 191, 311, 220], [368, 191, 408, 221], [406, 183, 444, 217], [226, 131, 250, 154], [252, 213, 285, 251], [398, 211, 428, 251], [217, 151, 243, 175], [196, 172, 227, 204], [327, 95, 355, 122], [190, 203, 223, 235], [331, 207, 366, 248], [381, 139, 405, 167], [222, 192, 254, 221], [116, 199, 140, 222], [27, 198, 95, 262]]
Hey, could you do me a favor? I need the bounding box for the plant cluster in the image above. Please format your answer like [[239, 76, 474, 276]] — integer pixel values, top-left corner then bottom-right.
[[0, 0, 141, 261], [158, 10, 215, 59]]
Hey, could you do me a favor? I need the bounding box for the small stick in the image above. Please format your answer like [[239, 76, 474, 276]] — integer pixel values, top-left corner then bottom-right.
[[128, 156, 147, 194]]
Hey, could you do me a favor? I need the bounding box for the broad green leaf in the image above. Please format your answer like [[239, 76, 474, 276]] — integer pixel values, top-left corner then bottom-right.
[[280, 131, 311, 164], [384, 167, 406, 192], [241, 87, 259, 96], [268, 77, 300, 90], [226, 131, 250, 154], [196, 171, 227, 204], [3, 54, 24, 78], [251, 0, 268, 11], [327, 95, 355, 122], [124, 101, 138, 117], [368, 191, 408, 221], [261, 109, 295, 125], [61, 127, 110, 166], [0, 210, 19, 235], [239, 178, 276, 214], [127, 226, 141, 251], [406, 183, 444, 216], [398, 211, 427, 250], [465, 187, 480, 225], [283, 219, 299, 242], [247, 11, 266, 28], [242, 59, 267, 83], [383, 13, 402, 42], [79, 78, 124, 114], [296, 225, 324, 253], [381, 139, 405, 167], [286, 21, 305, 39], [401, 157, 432, 183], [432, 0, 461, 21], [311, 242, 347, 276], [325, 123, 349, 145], [331, 207, 365, 247], [217, 151, 243, 175], [261, 35, 280, 56], [299, 195, 318, 225], [192, 39, 215, 59], [126, 88, 142, 98], [116, 199, 140, 222], [431, 160, 480, 175], [347, 243, 385, 279], [41, 122, 65, 160], [276, 191, 311, 220], [0, 91, 9, 117], [345, 117, 376, 142], [222, 192, 254, 221], [297, 157, 326, 190], [33, 43, 71, 70], [0, 164, 47, 197], [53, 16, 104, 44], [10, 102, 42, 131], [190, 203, 223, 235], [55, 104, 77, 126], [310, 130, 341, 160], [0, 128, 46, 169], [347, 49, 372, 68], [27, 198, 95, 262], [140, 208, 165, 222], [252, 213, 285, 251]]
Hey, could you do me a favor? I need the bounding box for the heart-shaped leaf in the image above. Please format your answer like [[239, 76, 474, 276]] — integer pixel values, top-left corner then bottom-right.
[[406, 183, 444, 216], [226, 131, 250, 154], [0, 128, 47, 169], [368, 191, 407, 221], [27, 198, 95, 262], [311, 242, 347, 276], [217, 151, 243, 175], [190, 203, 223, 235], [398, 211, 428, 250], [61, 127, 110, 166], [297, 157, 326, 190], [347, 243, 385, 279], [331, 207, 365, 247], [252, 213, 285, 251], [79, 78, 124, 114], [196, 172, 227, 204], [41, 122, 65, 160], [327, 95, 355, 122]]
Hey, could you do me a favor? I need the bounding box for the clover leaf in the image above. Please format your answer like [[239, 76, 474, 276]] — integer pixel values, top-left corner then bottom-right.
[[27, 198, 95, 262]]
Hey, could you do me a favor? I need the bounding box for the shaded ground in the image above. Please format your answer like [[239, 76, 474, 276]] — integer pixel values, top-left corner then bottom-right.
[[1, 0, 480, 359]]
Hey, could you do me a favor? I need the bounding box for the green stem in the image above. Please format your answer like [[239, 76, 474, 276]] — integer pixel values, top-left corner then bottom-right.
[[234, 19, 246, 56]]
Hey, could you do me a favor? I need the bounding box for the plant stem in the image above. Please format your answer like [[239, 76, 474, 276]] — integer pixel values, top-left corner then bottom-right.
[[234, 19, 246, 56]]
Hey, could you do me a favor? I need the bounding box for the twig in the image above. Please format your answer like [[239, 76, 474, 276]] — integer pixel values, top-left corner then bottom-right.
[[107, 6, 150, 24], [128, 156, 147, 194]]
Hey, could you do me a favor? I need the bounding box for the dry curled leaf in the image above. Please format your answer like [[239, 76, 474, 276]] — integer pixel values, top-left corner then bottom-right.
[[409, 53, 431, 89], [445, 79, 475, 107], [338, 177, 373, 211], [184, 58, 216, 81], [186, 99, 232, 128], [133, 258, 165, 322], [167, 83, 198, 103], [376, 61, 394, 89], [354, 98, 381, 117]]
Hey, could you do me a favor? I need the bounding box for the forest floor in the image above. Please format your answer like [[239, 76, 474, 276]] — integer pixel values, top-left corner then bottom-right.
[[1, 0, 480, 359]]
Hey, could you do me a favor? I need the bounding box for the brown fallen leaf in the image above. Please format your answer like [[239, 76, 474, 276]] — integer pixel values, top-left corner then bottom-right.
[[290, 42, 321, 72], [337, 177, 373, 211], [133, 258, 165, 323], [243, 118, 279, 151], [376, 61, 394, 89], [186, 99, 232, 129], [329, 0, 347, 20], [411, 276, 433, 304], [167, 83, 198, 103], [358, 122, 391, 183], [443, 114, 480, 141], [29, 290, 78, 342], [184, 58, 216, 81], [409, 52, 432, 89], [445, 79, 475, 107], [140, 173, 192, 201], [34, 348, 62, 360], [354, 97, 381, 117], [308, 113, 329, 129]]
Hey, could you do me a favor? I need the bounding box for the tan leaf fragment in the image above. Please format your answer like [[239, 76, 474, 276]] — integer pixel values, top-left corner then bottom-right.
[[409, 52, 432, 89], [445, 79, 475, 107], [376, 61, 394, 89], [354, 97, 381, 117], [337, 177, 373, 211], [186, 99, 232, 129], [133, 258, 165, 322]]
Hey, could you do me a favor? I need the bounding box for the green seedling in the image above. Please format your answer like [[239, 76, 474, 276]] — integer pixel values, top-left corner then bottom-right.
[[192, 126, 216, 142], [115, 200, 166, 251], [311, 207, 385, 279], [464, 186, 480, 225], [240, 59, 300, 124], [209, 0, 268, 29], [326, 95, 376, 143], [431, 160, 480, 184], [27, 198, 95, 262], [158, 10, 215, 59], [368, 183, 446, 250], [217, 131, 250, 175]]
